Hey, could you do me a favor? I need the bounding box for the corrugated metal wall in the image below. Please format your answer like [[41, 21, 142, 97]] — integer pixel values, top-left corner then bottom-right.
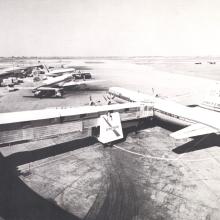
[[0, 121, 83, 145]]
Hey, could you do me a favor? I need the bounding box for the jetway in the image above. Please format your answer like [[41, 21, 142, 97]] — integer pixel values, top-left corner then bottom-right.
[[0, 102, 154, 145]]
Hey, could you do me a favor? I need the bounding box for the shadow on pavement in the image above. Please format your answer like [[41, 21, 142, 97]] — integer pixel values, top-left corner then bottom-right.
[[173, 134, 220, 154], [6, 137, 96, 167], [0, 137, 98, 219], [0, 152, 81, 220]]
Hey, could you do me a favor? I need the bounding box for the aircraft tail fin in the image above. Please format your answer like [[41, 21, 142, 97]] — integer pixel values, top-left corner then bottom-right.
[[96, 112, 123, 144]]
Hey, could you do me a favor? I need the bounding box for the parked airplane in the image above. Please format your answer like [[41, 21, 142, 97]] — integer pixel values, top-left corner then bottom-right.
[[108, 85, 220, 140], [1, 62, 75, 79], [19, 71, 103, 98], [45, 68, 93, 80], [0, 64, 45, 84]]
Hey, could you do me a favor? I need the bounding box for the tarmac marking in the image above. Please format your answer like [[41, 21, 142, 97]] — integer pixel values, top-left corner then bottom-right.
[[113, 144, 215, 162], [114, 133, 215, 162]]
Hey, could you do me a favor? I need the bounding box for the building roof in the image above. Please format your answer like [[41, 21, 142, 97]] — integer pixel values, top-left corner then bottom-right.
[[0, 102, 144, 125]]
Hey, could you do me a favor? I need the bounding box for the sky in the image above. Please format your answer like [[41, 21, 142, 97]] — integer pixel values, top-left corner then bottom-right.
[[0, 0, 220, 56]]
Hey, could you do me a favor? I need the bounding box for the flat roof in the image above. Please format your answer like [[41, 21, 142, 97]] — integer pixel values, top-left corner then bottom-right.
[[0, 102, 145, 125]]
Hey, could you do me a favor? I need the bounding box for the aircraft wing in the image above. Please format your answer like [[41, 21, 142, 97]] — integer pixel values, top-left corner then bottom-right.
[[16, 80, 105, 91], [16, 86, 36, 90], [2, 64, 44, 73], [45, 68, 75, 77], [45, 72, 60, 77], [16, 86, 61, 91], [62, 79, 105, 87], [170, 123, 218, 139], [34, 87, 62, 91]]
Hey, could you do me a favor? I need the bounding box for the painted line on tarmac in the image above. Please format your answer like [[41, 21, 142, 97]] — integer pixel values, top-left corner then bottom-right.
[[113, 144, 214, 162]]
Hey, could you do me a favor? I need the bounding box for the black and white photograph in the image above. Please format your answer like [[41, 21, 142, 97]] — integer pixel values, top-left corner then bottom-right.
[[0, 0, 220, 219]]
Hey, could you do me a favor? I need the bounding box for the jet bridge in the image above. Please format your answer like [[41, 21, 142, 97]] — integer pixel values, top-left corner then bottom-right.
[[0, 102, 153, 145]]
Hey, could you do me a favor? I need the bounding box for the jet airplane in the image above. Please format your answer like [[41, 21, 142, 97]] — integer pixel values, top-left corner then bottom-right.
[[109, 84, 220, 140], [19, 71, 103, 98]]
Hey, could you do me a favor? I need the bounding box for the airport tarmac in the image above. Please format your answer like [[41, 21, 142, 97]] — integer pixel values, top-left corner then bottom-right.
[[0, 57, 220, 220]]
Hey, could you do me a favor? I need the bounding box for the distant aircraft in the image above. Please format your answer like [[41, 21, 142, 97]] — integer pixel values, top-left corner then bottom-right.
[[45, 67, 93, 80], [0, 64, 47, 90], [208, 61, 216, 64], [19, 71, 103, 98], [0, 63, 76, 80], [0, 62, 102, 97], [0, 64, 45, 83], [109, 84, 220, 140]]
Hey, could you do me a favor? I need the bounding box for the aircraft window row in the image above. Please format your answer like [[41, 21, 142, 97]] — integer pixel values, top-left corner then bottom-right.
[[154, 108, 193, 123]]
